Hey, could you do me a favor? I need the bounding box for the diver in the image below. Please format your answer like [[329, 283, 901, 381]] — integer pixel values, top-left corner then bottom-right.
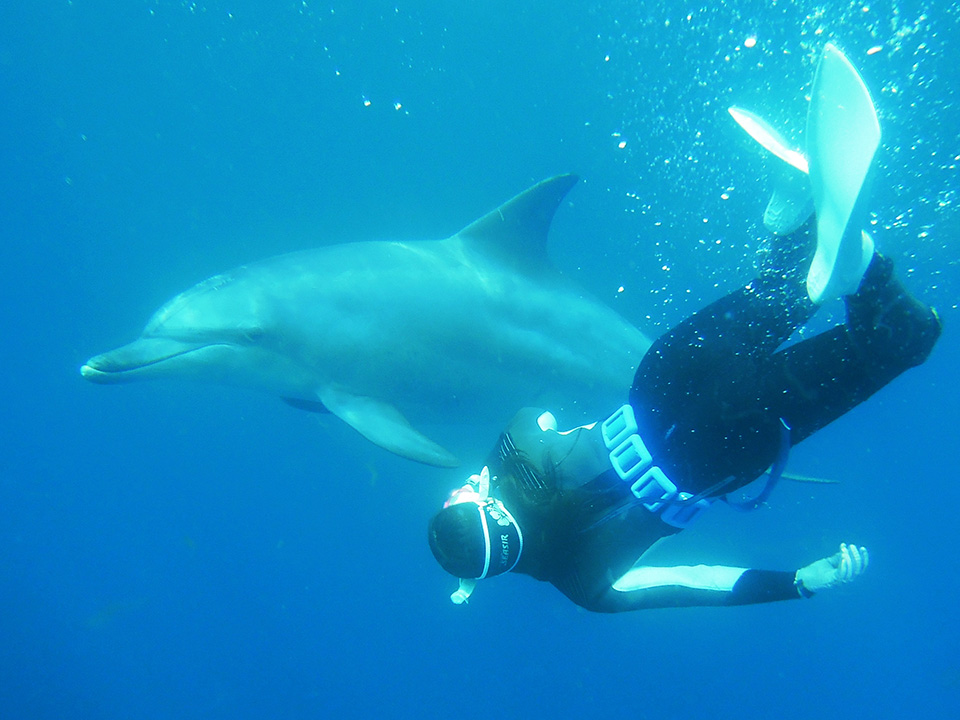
[[427, 44, 942, 611]]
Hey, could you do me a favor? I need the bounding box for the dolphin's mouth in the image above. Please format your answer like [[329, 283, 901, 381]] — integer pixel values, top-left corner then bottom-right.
[[81, 337, 214, 384]]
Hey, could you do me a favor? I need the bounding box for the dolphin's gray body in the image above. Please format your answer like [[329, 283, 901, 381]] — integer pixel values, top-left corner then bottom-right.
[[82, 175, 650, 466]]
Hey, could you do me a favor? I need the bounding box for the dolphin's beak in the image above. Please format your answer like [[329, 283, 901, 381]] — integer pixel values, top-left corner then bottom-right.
[[81, 338, 210, 384]]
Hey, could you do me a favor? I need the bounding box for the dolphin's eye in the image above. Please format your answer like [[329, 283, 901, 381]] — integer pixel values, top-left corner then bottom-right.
[[240, 327, 265, 343]]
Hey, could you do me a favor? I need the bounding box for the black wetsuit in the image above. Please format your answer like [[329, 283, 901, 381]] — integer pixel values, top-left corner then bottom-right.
[[631, 251, 941, 498], [483, 251, 940, 613]]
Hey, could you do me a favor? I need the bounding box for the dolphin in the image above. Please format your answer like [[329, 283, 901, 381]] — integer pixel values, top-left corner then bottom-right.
[[81, 175, 650, 467]]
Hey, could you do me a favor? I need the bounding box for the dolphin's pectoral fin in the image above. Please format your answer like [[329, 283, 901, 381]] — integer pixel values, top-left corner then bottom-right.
[[454, 174, 579, 272], [281, 396, 331, 414], [780, 471, 840, 485], [317, 387, 460, 468]]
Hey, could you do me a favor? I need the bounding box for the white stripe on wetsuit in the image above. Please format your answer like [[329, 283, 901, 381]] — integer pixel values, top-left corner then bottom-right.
[[612, 565, 747, 593]]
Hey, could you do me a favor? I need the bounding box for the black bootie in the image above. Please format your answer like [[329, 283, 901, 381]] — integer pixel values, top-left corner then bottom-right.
[[845, 253, 942, 368]]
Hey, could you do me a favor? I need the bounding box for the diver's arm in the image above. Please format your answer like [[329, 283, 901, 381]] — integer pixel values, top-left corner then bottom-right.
[[591, 565, 800, 612], [585, 543, 869, 612]]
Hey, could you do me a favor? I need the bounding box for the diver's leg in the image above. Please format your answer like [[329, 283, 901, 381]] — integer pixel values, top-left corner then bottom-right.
[[632, 47, 932, 494], [762, 253, 941, 445], [629, 234, 818, 494], [638, 222, 817, 369], [629, 252, 940, 494]]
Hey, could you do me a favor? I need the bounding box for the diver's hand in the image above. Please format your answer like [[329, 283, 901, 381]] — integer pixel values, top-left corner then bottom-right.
[[795, 543, 869, 596]]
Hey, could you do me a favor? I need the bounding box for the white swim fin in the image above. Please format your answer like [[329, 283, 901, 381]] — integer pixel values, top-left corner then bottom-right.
[[728, 106, 813, 235], [806, 43, 880, 304], [729, 106, 809, 173]]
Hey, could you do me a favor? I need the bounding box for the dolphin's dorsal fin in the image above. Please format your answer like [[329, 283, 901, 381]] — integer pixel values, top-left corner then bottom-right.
[[318, 386, 460, 468], [454, 174, 579, 271]]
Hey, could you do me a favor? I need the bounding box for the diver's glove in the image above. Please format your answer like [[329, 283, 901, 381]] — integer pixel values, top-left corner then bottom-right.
[[794, 543, 869, 597]]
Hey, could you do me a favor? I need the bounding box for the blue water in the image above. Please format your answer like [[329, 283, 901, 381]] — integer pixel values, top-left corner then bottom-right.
[[3, 2, 959, 718]]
